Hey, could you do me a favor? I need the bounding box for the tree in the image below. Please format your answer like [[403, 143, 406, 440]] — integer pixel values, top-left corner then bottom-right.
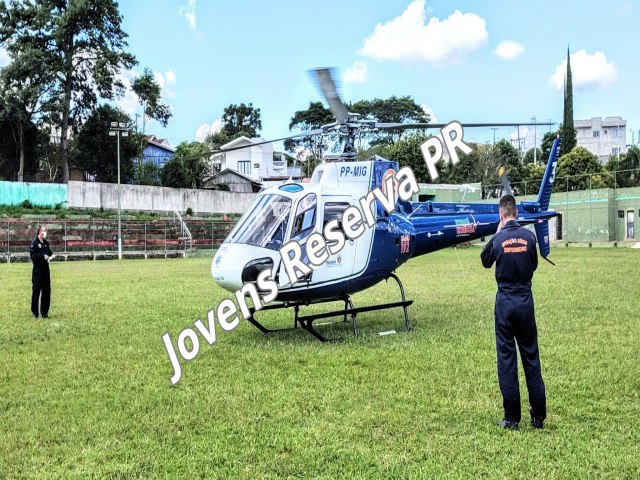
[[555, 146, 611, 191], [135, 160, 161, 186], [160, 157, 189, 188], [560, 48, 576, 156], [540, 130, 559, 164], [606, 145, 640, 188], [131, 67, 172, 130], [284, 101, 334, 158], [160, 141, 209, 189], [0, 107, 41, 181], [349, 95, 430, 145], [388, 133, 430, 182], [0, 45, 54, 181], [221, 103, 262, 138], [523, 147, 543, 165], [0, 0, 137, 183], [71, 105, 141, 183]]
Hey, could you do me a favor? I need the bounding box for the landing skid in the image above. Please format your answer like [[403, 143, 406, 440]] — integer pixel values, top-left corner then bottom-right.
[[246, 273, 413, 342]]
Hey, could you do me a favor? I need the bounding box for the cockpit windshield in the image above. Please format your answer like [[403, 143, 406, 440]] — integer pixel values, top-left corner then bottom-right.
[[225, 194, 292, 250]]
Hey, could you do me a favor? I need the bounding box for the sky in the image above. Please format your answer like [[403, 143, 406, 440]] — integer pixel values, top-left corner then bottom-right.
[[4, 0, 639, 151]]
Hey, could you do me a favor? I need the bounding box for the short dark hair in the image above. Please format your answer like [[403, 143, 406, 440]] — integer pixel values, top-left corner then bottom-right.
[[499, 195, 517, 218]]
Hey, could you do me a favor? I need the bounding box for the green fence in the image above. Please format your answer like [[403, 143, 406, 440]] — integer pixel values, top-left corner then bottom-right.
[[0, 181, 68, 208]]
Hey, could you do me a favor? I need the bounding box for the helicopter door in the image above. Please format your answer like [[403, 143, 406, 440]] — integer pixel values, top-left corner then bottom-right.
[[309, 200, 357, 284], [278, 193, 318, 287]]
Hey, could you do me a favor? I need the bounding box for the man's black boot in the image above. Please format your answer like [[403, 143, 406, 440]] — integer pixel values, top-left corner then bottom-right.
[[497, 419, 519, 430], [531, 416, 544, 429]]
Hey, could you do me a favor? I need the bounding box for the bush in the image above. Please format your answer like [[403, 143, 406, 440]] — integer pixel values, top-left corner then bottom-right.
[[20, 199, 33, 209], [185, 207, 193, 216]]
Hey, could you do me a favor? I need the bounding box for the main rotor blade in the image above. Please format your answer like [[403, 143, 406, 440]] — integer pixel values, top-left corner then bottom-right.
[[311, 68, 349, 124], [374, 121, 555, 130], [207, 129, 325, 155]]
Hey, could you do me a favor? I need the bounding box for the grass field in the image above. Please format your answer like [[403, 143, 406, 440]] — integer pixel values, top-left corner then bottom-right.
[[1, 248, 639, 478]]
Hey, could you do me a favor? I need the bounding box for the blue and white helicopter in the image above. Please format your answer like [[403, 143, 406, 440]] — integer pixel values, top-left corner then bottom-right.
[[211, 69, 559, 341]]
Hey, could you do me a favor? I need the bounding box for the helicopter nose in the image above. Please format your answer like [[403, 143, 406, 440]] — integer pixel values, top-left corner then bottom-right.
[[211, 245, 278, 293]]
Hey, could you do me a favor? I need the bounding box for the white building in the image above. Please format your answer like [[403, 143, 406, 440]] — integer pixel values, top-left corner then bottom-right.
[[209, 136, 301, 186], [575, 116, 627, 163]]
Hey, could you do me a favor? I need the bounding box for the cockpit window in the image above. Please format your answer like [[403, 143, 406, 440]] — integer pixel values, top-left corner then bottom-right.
[[226, 194, 291, 250], [291, 193, 317, 240]]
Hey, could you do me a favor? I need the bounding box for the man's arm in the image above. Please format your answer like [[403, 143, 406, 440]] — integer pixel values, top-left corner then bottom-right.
[[530, 233, 539, 272], [480, 238, 496, 268]]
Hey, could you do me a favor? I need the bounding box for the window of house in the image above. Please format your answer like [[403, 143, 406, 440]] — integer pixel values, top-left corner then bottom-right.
[[618, 210, 624, 219], [612, 147, 620, 156], [611, 129, 619, 138], [593, 130, 600, 138], [238, 161, 251, 175]]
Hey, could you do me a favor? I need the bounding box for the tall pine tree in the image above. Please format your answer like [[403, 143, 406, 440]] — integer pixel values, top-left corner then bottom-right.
[[560, 47, 576, 156]]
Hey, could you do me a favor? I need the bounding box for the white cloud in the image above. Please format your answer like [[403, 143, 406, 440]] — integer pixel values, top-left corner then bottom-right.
[[154, 69, 177, 98], [344, 61, 368, 84], [115, 69, 139, 114], [421, 103, 437, 123], [196, 118, 223, 142], [549, 49, 617, 91], [493, 40, 524, 61], [0, 47, 10, 67], [359, 0, 488, 66], [179, 0, 197, 30]]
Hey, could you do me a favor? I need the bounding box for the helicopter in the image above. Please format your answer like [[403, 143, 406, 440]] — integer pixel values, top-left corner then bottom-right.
[[210, 68, 560, 342]]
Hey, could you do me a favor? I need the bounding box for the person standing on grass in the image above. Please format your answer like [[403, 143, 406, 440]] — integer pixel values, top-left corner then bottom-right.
[[480, 195, 546, 430], [30, 224, 54, 319]]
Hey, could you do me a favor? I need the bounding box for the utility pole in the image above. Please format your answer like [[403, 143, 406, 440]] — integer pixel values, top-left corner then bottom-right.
[[531, 117, 537, 165], [491, 127, 498, 145], [109, 122, 130, 260]]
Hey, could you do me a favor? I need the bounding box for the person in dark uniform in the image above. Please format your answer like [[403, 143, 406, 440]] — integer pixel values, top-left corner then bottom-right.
[[30, 225, 54, 319], [481, 195, 546, 430]]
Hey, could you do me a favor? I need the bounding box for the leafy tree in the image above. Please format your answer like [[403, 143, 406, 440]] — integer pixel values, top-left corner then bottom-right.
[[555, 146, 611, 191], [204, 130, 231, 149], [487, 140, 525, 195], [522, 162, 546, 195], [71, 105, 141, 183], [560, 48, 576, 156], [388, 133, 430, 182], [221, 103, 262, 138], [0, 45, 54, 181], [0, 108, 40, 181], [606, 145, 640, 188], [160, 141, 209, 189], [160, 157, 189, 188], [136, 160, 161, 186], [284, 101, 334, 158], [540, 130, 559, 164], [0, 0, 137, 183], [349, 96, 429, 145], [523, 147, 543, 165], [131, 67, 171, 130]]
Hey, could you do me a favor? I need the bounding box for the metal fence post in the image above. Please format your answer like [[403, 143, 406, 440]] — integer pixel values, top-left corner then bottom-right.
[[92, 218, 95, 255], [144, 222, 147, 252], [7, 221, 9, 255], [164, 222, 167, 254], [64, 221, 67, 253]]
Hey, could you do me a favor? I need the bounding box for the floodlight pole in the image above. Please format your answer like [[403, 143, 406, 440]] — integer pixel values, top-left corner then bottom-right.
[[532, 117, 537, 165], [109, 122, 130, 260]]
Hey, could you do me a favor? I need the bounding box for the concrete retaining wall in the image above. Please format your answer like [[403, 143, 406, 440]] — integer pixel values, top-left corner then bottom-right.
[[1, 180, 256, 214]]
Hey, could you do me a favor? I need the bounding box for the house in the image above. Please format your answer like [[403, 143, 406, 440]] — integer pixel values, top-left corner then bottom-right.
[[203, 168, 262, 193], [210, 136, 301, 187], [142, 135, 175, 168], [575, 117, 627, 163]]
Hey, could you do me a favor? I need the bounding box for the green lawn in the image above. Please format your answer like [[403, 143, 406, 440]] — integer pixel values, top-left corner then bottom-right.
[[1, 248, 639, 478]]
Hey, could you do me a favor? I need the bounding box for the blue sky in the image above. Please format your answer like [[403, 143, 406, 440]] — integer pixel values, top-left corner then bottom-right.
[[110, 1, 638, 149]]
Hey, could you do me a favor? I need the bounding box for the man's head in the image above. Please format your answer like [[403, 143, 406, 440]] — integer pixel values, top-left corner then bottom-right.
[[499, 195, 517, 222]]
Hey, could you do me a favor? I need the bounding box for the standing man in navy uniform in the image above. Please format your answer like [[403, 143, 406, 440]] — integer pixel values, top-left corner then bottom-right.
[[481, 195, 546, 430], [30, 225, 54, 319]]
